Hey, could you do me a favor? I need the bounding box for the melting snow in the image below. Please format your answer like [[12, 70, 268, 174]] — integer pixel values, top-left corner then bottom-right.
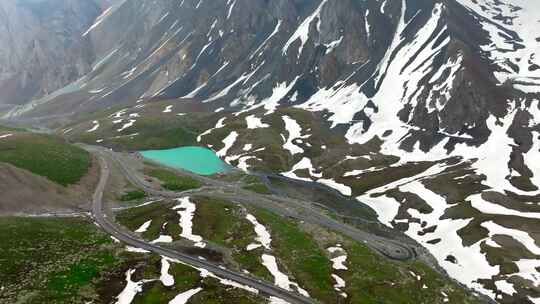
[[151, 235, 173, 244], [282, 116, 308, 155], [481, 221, 540, 255], [261, 254, 309, 297], [118, 120, 136, 132], [317, 179, 352, 196], [160, 257, 175, 287], [198, 268, 258, 293], [283, 0, 329, 58], [83, 6, 113, 37], [282, 157, 322, 181], [115, 270, 144, 304], [494, 280, 517, 296], [163, 105, 173, 113], [125, 246, 150, 254], [169, 287, 203, 304], [87, 121, 100, 132], [134, 220, 152, 233], [245, 115, 269, 129], [245, 214, 272, 251], [217, 132, 238, 158], [173, 197, 205, 248], [328, 246, 348, 270]]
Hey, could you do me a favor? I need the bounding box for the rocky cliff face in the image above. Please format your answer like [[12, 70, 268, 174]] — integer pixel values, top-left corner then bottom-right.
[[3, 0, 540, 303], [0, 0, 109, 110]]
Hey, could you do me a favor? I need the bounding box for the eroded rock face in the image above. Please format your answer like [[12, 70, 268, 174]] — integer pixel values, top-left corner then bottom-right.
[[0, 0, 103, 108], [3, 0, 540, 302]]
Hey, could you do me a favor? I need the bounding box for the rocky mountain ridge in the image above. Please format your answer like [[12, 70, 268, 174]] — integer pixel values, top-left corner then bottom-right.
[[2, 0, 540, 303]]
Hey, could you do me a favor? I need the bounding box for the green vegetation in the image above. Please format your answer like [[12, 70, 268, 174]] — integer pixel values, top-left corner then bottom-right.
[[110, 123, 199, 151], [145, 168, 202, 191], [0, 217, 121, 303], [344, 162, 434, 196], [47, 251, 117, 301], [0, 124, 23, 132], [249, 208, 482, 304], [190, 196, 273, 281], [253, 209, 337, 302], [0, 133, 91, 186], [0, 216, 264, 303], [120, 190, 147, 202], [116, 201, 181, 241], [66, 101, 214, 151], [117, 196, 480, 303], [132, 255, 261, 304], [243, 183, 271, 194], [242, 175, 271, 194], [342, 240, 480, 303]]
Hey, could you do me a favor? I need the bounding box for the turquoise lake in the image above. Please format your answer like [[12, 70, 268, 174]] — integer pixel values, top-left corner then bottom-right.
[[140, 146, 229, 175]]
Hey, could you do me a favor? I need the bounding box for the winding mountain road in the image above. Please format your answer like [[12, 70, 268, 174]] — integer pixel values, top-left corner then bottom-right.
[[85, 145, 418, 261], [91, 152, 315, 304]]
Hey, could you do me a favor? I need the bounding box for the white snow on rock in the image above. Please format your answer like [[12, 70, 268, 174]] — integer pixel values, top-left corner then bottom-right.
[[328, 246, 348, 270], [134, 220, 152, 233], [121, 67, 137, 79], [118, 120, 136, 132], [515, 259, 540, 287], [197, 117, 227, 142], [359, 163, 448, 227], [249, 20, 282, 60], [281, 158, 351, 196], [269, 297, 290, 304], [282, 116, 309, 155], [0, 134, 13, 139], [282, 157, 322, 181], [115, 269, 144, 304], [327, 245, 348, 297], [237, 155, 260, 171], [282, 0, 328, 58], [87, 121, 100, 132], [217, 131, 238, 158], [245, 115, 269, 129], [317, 179, 352, 196], [125, 246, 150, 254], [455, 0, 540, 92], [163, 105, 173, 113], [494, 280, 517, 296], [83, 6, 114, 37], [160, 257, 175, 287], [255, 77, 300, 115], [111, 108, 128, 119], [151, 235, 173, 244], [173, 197, 206, 248], [245, 214, 272, 251], [524, 130, 540, 189], [379, 179, 499, 299], [198, 268, 259, 294], [169, 287, 203, 304], [469, 194, 540, 220], [261, 254, 309, 297], [215, 117, 227, 128], [481, 221, 540, 255], [331, 274, 347, 298]]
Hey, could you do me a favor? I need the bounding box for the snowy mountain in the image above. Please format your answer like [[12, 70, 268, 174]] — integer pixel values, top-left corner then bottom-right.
[[3, 0, 540, 302]]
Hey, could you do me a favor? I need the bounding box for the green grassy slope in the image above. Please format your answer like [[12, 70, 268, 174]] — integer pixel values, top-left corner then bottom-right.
[[0, 132, 91, 186]]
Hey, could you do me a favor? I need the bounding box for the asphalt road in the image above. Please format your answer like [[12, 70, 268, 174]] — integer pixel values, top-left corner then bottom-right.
[[91, 152, 315, 304], [88, 145, 418, 261]]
